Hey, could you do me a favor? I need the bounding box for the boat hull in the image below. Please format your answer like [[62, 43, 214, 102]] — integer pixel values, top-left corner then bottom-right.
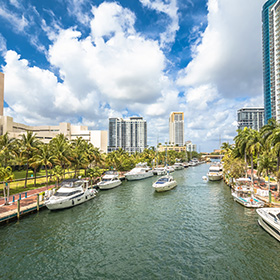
[[232, 193, 263, 208], [45, 189, 97, 210], [125, 172, 153, 181], [257, 216, 280, 242], [98, 180, 122, 190], [153, 181, 177, 192], [207, 173, 223, 181]]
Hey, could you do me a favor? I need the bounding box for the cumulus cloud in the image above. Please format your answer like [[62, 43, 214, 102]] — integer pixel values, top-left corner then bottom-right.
[[177, 0, 264, 98], [0, 0, 266, 151], [139, 0, 179, 47], [3, 2, 169, 130]]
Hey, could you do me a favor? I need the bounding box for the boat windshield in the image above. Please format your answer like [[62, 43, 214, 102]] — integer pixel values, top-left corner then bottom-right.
[[54, 190, 82, 197], [101, 178, 112, 182], [157, 178, 169, 183], [61, 181, 82, 188], [104, 171, 118, 175]]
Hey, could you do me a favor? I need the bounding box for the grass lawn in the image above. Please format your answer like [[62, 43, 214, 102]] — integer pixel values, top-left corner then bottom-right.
[[13, 170, 46, 179], [1, 169, 86, 196]]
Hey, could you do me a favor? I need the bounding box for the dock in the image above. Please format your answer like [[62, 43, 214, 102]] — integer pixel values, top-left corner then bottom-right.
[[0, 186, 50, 225]]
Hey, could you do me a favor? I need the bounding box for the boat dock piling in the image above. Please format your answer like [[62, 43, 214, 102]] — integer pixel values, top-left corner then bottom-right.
[[0, 186, 50, 225]]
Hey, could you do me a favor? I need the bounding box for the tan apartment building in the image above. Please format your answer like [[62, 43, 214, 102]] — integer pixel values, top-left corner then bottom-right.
[[158, 145, 186, 153], [169, 112, 184, 146], [0, 115, 108, 152]]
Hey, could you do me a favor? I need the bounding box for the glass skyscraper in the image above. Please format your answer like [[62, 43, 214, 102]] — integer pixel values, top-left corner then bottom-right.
[[262, 0, 278, 123]]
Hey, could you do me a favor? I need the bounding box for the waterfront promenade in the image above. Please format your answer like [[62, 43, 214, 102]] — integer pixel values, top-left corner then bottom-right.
[[0, 185, 50, 223]]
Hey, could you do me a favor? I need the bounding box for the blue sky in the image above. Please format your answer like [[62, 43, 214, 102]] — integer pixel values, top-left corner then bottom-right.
[[0, 0, 266, 152]]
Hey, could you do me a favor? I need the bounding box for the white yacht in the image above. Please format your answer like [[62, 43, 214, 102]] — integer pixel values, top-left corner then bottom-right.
[[189, 158, 199, 166], [45, 178, 98, 210], [256, 208, 280, 241], [153, 175, 177, 192], [173, 163, 184, 170], [152, 167, 167, 176], [125, 162, 153, 181], [97, 171, 122, 190], [207, 164, 223, 181]]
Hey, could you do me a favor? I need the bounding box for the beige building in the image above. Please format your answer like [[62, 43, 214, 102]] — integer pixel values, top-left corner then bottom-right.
[[158, 145, 186, 153], [0, 72, 4, 116], [169, 112, 184, 146], [0, 116, 108, 152]]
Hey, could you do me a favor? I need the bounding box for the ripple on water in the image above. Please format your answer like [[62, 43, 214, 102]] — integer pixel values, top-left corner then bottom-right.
[[1, 164, 280, 279]]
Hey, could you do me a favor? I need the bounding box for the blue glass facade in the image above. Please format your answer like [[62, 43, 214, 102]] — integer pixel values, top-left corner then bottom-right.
[[262, 0, 277, 123]]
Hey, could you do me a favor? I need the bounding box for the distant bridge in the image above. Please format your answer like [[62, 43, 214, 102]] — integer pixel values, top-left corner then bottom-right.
[[202, 155, 224, 159]]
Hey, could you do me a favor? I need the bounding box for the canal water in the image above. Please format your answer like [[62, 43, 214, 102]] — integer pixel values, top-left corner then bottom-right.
[[1, 164, 280, 279]]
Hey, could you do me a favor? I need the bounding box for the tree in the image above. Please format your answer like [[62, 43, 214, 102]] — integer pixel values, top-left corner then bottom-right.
[[20, 131, 41, 188], [31, 144, 55, 187], [246, 129, 262, 180], [0, 132, 15, 167], [0, 166, 14, 205], [50, 134, 71, 178], [51, 165, 64, 188]]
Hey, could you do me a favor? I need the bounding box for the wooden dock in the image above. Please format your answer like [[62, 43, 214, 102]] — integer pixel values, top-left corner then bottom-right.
[[0, 186, 50, 225]]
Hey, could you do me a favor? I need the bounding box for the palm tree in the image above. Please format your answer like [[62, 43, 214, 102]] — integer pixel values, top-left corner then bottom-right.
[[234, 128, 251, 177], [31, 144, 55, 187], [50, 134, 71, 178], [0, 132, 15, 167], [20, 131, 41, 188], [70, 137, 89, 177], [260, 118, 279, 143], [51, 165, 63, 188], [257, 152, 275, 178], [0, 166, 14, 205], [246, 129, 262, 181]]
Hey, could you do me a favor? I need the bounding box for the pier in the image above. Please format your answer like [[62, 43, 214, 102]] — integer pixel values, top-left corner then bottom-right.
[[0, 186, 50, 224]]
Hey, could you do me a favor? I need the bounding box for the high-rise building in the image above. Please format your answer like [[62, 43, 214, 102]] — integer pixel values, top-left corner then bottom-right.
[[185, 141, 197, 153], [108, 117, 147, 153], [237, 107, 264, 131], [169, 112, 184, 146], [0, 72, 4, 116], [262, 0, 278, 123]]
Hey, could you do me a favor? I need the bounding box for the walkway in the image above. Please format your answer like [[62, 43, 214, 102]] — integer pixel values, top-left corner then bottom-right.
[[0, 185, 54, 223]]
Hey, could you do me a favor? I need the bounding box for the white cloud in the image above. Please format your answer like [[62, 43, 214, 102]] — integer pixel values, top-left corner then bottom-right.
[[66, 0, 91, 26], [177, 0, 264, 98], [0, 6, 28, 32], [0, 33, 7, 54], [139, 0, 179, 47], [3, 2, 169, 130], [91, 2, 136, 40], [1, 0, 266, 152]]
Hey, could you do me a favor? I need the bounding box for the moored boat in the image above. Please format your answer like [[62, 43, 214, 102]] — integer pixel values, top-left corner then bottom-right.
[[45, 178, 98, 210], [97, 170, 122, 190], [152, 167, 167, 176], [256, 208, 280, 241], [173, 162, 184, 170], [152, 175, 177, 192], [207, 164, 223, 181], [125, 162, 153, 181], [231, 178, 264, 208]]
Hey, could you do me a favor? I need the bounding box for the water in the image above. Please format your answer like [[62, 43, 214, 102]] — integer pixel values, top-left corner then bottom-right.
[[1, 164, 280, 279]]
